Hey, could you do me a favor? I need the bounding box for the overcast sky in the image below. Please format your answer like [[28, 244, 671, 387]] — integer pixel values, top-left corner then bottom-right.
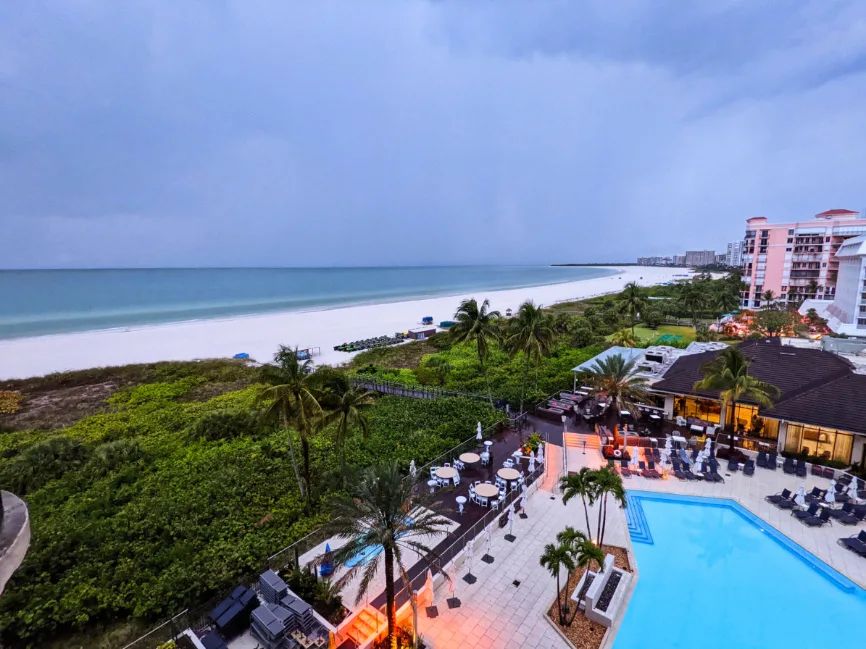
[[2, 1, 866, 268]]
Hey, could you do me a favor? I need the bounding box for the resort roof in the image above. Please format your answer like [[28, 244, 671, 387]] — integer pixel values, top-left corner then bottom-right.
[[763, 373, 866, 433], [650, 339, 864, 430], [572, 346, 644, 373]]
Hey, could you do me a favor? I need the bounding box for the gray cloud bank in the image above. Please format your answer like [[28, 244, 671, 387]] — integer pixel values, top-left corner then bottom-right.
[[2, 0, 866, 268]]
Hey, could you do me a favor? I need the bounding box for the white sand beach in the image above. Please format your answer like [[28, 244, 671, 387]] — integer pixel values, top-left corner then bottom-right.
[[0, 266, 691, 380]]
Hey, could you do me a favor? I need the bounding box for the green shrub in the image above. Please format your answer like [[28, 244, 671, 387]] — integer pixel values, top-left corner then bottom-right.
[[0, 437, 89, 494], [187, 409, 263, 442]]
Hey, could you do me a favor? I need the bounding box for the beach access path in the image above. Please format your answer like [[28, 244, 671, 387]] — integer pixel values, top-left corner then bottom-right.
[[0, 266, 687, 380]]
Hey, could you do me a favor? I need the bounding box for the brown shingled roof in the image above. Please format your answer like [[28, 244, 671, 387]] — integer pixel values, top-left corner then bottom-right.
[[650, 339, 866, 433]]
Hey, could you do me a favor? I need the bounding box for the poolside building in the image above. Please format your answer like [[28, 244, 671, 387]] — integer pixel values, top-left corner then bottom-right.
[[648, 338, 866, 466]]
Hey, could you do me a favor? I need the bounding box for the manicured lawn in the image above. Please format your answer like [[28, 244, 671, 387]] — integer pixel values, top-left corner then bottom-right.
[[607, 324, 697, 344]]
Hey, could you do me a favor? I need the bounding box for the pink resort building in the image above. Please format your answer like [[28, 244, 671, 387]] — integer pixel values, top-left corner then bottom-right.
[[741, 209, 866, 308]]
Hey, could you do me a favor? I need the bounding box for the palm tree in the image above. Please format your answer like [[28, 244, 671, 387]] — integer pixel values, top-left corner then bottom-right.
[[693, 346, 781, 433], [505, 300, 554, 414], [539, 542, 575, 625], [593, 467, 626, 548], [761, 290, 777, 309], [609, 329, 638, 348], [326, 462, 450, 649], [450, 298, 501, 405], [259, 345, 323, 507], [584, 353, 650, 418], [806, 279, 820, 299], [557, 527, 605, 624], [617, 282, 647, 335], [559, 468, 597, 538], [712, 288, 740, 322], [319, 371, 377, 480], [677, 281, 706, 329]]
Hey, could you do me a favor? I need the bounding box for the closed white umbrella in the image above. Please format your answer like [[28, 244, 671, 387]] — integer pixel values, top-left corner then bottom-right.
[[848, 479, 859, 502], [466, 542, 474, 572], [448, 574, 456, 599], [528, 458, 536, 473], [705, 437, 713, 455], [425, 569, 435, 606], [476, 422, 483, 441], [537, 445, 544, 464], [795, 483, 807, 508], [507, 505, 514, 536], [630, 448, 639, 468], [825, 479, 836, 504], [485, 526, 493, 556], [409, 460, 417, 478], [665, 436, 673, 454], [529, 450, 536, 463]]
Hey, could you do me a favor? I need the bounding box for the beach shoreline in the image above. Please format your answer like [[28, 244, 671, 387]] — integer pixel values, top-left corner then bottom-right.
[[0, 266, 689, 380]]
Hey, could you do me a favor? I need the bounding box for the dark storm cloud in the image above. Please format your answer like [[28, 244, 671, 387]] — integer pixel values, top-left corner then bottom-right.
[[2, 0, 866, 268]]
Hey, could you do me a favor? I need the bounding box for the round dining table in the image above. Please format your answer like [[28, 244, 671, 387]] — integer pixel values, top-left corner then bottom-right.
[[460, 452, 481, 464], [474, 483, 499, 499], [497, 468, 520, 482], [435, 467, 458, 480]]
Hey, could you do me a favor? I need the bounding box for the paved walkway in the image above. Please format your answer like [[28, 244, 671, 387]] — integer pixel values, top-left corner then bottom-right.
[[421, 450, 628, 649]]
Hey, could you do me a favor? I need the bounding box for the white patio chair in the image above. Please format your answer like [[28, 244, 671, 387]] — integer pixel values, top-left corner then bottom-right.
[[452, 474, 460, 487], [491, 498, 499, 511], [510, 481, 518, 491], [430, 466, 440, 478], [479, 497, 488, 507], [676, 416, 687, 427], [444, 462, 451, 467], [503, 459, 513, 469], [499, 487, 506, 498]]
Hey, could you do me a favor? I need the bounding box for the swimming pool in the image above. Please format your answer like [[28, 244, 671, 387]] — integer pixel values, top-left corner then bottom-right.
[[615, 491, 866, 649]]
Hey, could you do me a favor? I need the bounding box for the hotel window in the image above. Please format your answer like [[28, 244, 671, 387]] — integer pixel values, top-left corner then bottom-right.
[[788, 229, 794, 235], [784, 424, 853, 463]]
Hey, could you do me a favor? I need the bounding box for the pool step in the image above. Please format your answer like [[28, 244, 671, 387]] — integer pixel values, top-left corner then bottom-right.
[[625, 493, 653, 545]]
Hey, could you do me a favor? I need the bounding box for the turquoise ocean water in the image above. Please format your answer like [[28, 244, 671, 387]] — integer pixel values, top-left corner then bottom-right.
[[0, 266, 615, 340]]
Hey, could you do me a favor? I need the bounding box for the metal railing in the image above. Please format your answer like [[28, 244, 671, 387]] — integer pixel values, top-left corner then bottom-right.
[[350, 377, 494, 404]]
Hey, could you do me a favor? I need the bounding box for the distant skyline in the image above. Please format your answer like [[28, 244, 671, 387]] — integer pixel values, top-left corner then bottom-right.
[[2, 1, 866, 269]]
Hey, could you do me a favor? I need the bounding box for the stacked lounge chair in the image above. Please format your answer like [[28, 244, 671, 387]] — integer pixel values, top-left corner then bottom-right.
[[727, 458, 739, 473], [783, 457, 796, 475], [671, 458, 688, 481], [743, 459, 755, 476], [804, 487, 826, 505], [796, 458, 808, 477], [757, 451, 768, 468], [619, 459, 632, 478], [767, 453, 778, 470]]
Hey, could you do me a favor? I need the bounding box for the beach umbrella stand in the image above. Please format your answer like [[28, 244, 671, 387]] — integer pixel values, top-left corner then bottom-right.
[[447, 575, 461, 609], [463, 542, 477, 584], [482, 526, 495, 564], [424, 569, 439, 618]]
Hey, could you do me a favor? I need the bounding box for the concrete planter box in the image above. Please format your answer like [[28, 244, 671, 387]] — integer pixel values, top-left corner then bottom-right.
[[572, 554, 632, 628]]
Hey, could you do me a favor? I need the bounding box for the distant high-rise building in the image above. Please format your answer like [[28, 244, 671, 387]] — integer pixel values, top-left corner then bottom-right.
[[741, 209, 866, 308], [715, 254, 727, 265], [673, 255, 686, 266], [726, 240, 745, 268], [685, 250, 716, 267]]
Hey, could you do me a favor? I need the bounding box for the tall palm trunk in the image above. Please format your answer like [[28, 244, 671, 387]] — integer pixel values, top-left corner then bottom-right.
[[596, 496, 603, 543], [519, 354, 530, 414], [580, 495, 592, 539], [301, 436, 313, 508], [555, 570, 563, 624], [480, 355, 494, 406], [281, 412, 305, 496], [384, 546, 398, 649], [600, 496, 608, 547]]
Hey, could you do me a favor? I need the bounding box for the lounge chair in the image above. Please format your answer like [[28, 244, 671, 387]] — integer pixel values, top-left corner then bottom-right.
[[727, 458, 739, 472], [743, 459, 755, 476], [766, 488, 791, 504], [793, 503, 819, 521], [709, 459, 725, 483], [646, 461, 662, 479], [671, 458, 688, 481], [838, 530, 866, 557], [805, 487, 826, 505], [620, 459, 632, 478], [679, 449, 691, 466], [756, 451, 768, 468], [681, 462, 700, 481], [690, 449, 700, 465], [767, 453, 778, 470], [638, 461, 658, 479], [796, 459, 807, 477], [827, 503, 860, 525], [700, 462, 717, 482], [782, 457, 796, 475], [801, 507, 832, 528]]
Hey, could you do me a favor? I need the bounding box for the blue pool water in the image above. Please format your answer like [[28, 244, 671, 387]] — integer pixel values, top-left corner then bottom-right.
[[346, 544, 385, 569], [616, 492, 866, 649]]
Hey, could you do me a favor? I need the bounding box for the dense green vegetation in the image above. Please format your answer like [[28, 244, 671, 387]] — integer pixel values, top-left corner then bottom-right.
[[0, 360, 503, 648]]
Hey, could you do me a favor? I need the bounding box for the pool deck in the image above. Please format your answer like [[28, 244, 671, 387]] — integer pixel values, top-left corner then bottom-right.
[[566, 444, 866, 590]]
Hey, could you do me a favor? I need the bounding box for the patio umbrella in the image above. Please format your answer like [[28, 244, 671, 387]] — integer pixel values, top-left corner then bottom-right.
[[449, 574, 456, 599], [528, 458, 536, 473], [630, 449, 639, 468], [705, 437, 713, 455], [466, 543, 474, 573], [426, 569, 435, 606], [529, 450, 536, 463], [476, 422, 483, 441], [409, 460, 417, 479], [537, 445, 544, 464], [485, 526, 493, 556], [507, 504, 514, 536], [521, 482, 528, 502], [825, 479, 836, 504], [848, 479, 860, 502], [795, 483, 807, 508]]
